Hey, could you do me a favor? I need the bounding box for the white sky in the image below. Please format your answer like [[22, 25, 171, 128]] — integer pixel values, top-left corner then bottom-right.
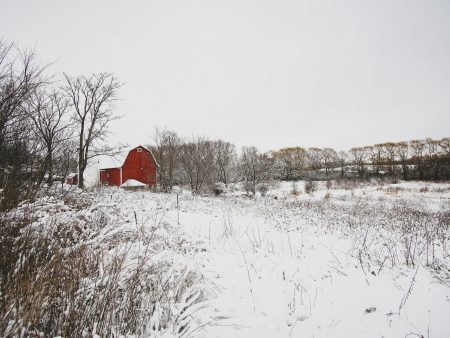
[[1, 0, 449, 151]]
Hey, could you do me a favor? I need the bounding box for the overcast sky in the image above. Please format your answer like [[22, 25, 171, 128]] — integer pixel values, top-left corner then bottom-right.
[[1, 0, 449, 151]]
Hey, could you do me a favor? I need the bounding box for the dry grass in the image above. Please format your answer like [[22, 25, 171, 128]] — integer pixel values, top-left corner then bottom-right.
[[0, 190, 212, 337], [304, 180, 317, 194], [279, 194, 450, 277]]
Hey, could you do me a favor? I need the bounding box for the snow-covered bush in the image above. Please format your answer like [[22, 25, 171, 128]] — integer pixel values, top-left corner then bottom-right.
[[243, 181, 253, 196], [258, 183, 269, 196], [213, 182, 226, 196]]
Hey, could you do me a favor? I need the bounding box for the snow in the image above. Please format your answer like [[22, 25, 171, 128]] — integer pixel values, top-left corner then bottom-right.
[[6, 180, 450, 337], [120, 178, 146, 187], [163, 182, 450, 337], [98, 150, 128, 169]]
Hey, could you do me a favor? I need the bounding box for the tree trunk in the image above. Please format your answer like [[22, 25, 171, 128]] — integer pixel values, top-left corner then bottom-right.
[[434, 160, 439, 180], [418, 161, 424, 180], [78, 167, 84, 189], [78, 154, 85, 189], [402, 164, 408, 180], [47, 151, 53, 186]]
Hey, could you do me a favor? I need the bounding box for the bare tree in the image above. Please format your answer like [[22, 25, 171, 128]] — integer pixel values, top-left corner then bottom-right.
[[213, 140, 237, 185], [54, 139, 78, 187], [381, 142, 398, 177], [337, 150, 348, 178], [152, 128, 180, 191], [272, 147, 307, 180], [349, 147, 368, 178], [368, 144, 384, 176], [239, 146, 274, 195], [322, 147, 338, 175], [26, 89, 72, 186], [0, 43, 47, 150], [424, 138, 441, 180], [178, 137, 215, 193], [396, 141, 409, 180], [439, 137, 450, 156], [63, 73, 121, 188], [439, 137, 450, 180], [307, 147, 323, 171], [0, 41, 48, 208], [410, 139, 425, 180]]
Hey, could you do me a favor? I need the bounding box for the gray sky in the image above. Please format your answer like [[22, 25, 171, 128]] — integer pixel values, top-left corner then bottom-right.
[[1, 0, 449, 151]]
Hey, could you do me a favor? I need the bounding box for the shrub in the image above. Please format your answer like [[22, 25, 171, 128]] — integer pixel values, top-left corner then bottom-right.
[[213, 182, 226, 196], [258, 183, 269, 196], [243, 182, 254, 195], [304, 180, 317, 194]]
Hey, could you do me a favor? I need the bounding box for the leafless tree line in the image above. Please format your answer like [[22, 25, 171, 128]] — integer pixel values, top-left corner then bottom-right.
[[347, 138, 450, 180], [271, 139, 449, 181], [151, 129, 238, 194], [0, 40, 121, 209], [151, 131, 450, 194], [151, 128, 280, 195]]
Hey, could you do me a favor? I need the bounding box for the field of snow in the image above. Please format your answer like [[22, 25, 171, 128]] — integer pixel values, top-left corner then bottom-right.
[[164, 181, 450, 338], [2, 180, 449, 337]]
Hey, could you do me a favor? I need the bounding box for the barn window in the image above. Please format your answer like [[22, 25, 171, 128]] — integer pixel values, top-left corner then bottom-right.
[[137, 147, 142, 152]]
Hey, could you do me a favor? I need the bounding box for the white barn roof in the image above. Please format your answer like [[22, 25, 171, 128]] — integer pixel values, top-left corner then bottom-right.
[[97, 149, 129, 169]]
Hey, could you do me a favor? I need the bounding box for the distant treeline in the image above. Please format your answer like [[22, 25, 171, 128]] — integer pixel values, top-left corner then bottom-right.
[[150, 130, 450, 196], [272, 139, 450, 181]]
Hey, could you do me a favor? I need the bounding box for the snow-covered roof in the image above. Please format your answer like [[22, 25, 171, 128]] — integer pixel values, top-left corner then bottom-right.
[[120, 179, 147, 187], [96, 145, 158, 169], [97, 150, 128, 169]]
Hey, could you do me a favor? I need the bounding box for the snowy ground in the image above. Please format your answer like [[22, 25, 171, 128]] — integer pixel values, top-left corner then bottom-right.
[[4, 180, 449, 337], [160, 181, 450, 338], [87, 180, 449, 338]]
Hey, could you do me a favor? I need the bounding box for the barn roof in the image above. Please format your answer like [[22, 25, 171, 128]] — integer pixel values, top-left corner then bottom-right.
[[98, 145, 159, 169], [98, 151, 128, 169]]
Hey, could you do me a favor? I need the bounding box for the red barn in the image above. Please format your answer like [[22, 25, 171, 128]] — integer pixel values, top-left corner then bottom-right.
[[99, 146, 158, 187], [65, 173, 78, 185]]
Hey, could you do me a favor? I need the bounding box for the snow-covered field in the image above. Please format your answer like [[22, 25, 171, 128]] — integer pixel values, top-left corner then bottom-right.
[[2, 180, 450, 337], [166, 181, 450, 338]]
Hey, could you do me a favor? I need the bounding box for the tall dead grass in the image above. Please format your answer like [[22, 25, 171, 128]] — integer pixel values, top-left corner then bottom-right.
[[0, 190, 212, 337], [279, 196, 450, 275]]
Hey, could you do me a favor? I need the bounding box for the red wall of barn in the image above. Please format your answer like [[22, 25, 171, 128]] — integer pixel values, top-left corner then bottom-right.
[[122, 148, 157, 186], [100, 167, 121, 186]]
